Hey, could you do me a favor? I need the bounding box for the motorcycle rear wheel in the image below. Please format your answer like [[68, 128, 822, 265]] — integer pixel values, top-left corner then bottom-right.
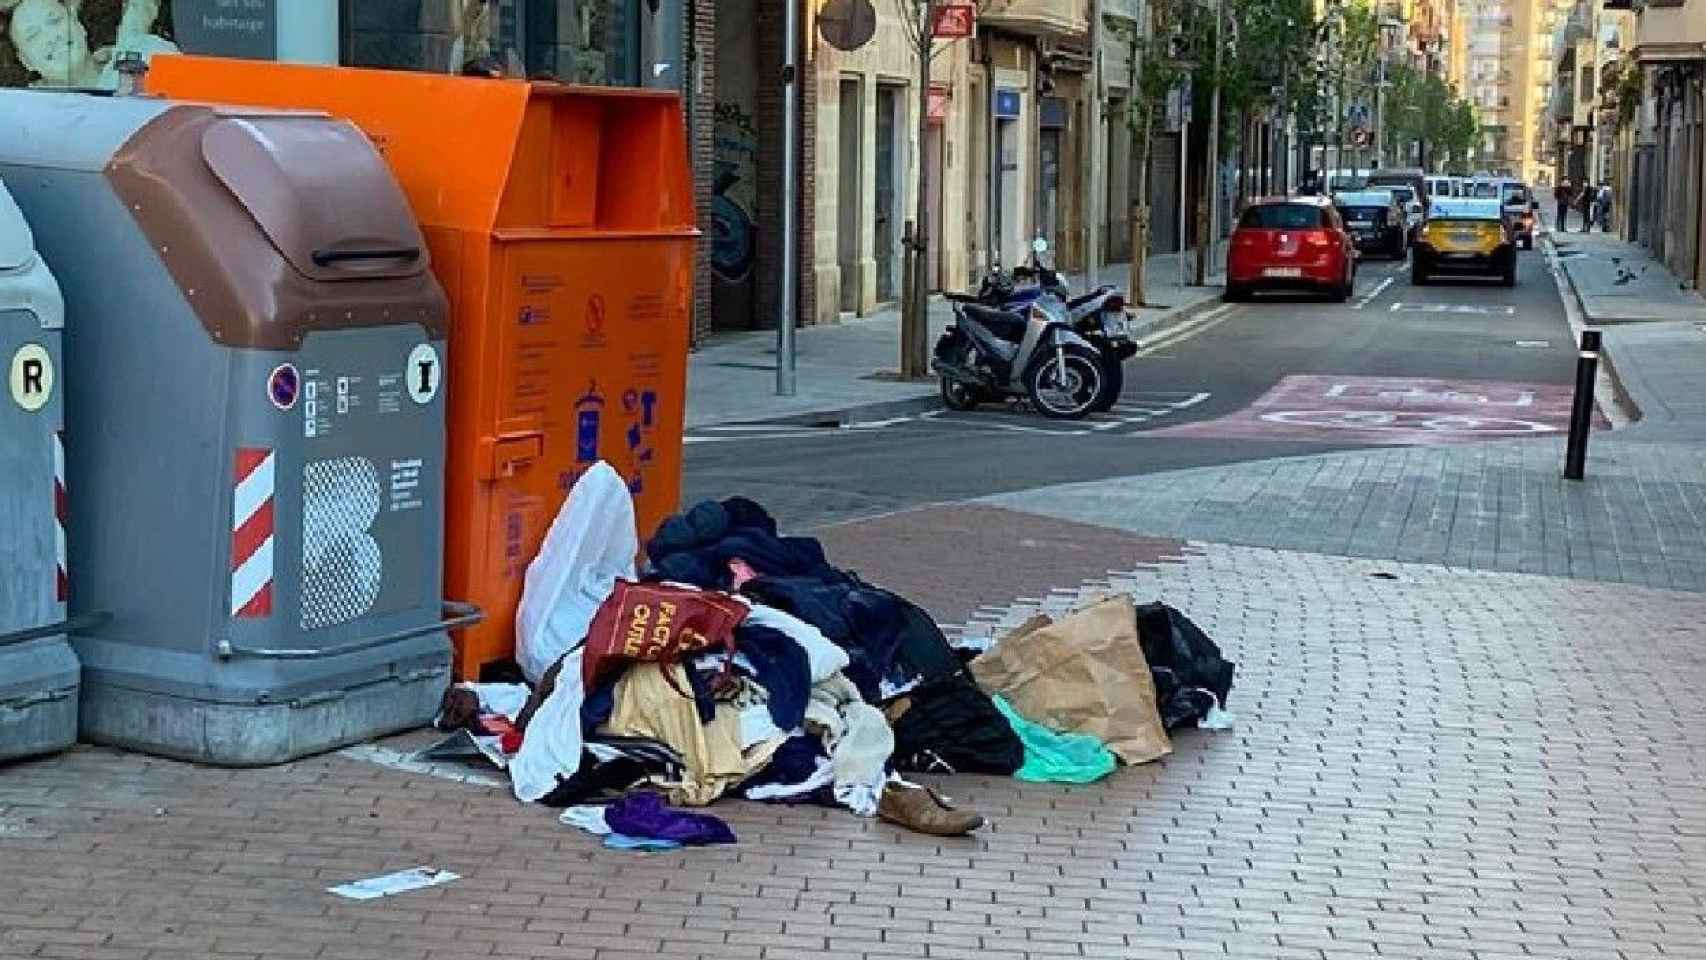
[[940, 377, 985, 411]]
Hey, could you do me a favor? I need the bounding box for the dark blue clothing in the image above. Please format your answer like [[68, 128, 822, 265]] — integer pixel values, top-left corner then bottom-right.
[[648, 499, 838, 588], [734, 624, 811, 729]]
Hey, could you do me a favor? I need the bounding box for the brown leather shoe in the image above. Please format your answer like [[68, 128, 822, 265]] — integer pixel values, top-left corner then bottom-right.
[[877, 783, 985, 836]]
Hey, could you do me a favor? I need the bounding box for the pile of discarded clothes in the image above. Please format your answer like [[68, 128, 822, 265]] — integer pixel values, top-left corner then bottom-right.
[[432, 461, 1237, 843]]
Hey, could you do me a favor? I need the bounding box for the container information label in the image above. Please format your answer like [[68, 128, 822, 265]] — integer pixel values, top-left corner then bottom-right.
[[9, 342, 52, 412], [407, 344, 441, 405]]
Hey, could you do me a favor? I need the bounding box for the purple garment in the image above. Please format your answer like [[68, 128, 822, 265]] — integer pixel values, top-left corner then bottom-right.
[[603, 791, 736, 846]]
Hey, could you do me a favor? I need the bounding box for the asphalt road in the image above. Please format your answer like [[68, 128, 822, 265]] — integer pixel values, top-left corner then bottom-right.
[[684, 245, 1581, 530]]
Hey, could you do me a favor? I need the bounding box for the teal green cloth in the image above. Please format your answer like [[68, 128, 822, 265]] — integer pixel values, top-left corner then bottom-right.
[[992, 695, 1118, 784]]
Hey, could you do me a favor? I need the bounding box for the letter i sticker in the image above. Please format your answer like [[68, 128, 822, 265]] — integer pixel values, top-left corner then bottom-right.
[[407, 343, 441, 404]]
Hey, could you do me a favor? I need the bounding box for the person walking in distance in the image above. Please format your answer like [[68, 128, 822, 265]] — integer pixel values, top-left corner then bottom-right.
[[1554, 180, 1572, 232], [1597, 181, 1614, 232], [1577, 182, 1595, 232]]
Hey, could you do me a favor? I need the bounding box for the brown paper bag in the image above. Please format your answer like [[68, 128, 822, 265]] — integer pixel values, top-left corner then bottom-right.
[[971, 597, 1171, 764]]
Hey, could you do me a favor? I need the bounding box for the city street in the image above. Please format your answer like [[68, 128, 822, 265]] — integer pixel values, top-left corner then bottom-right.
[[5, 0, 1702, 955], [685, 246, 1582, 531], [7, 233, 1706, 960]]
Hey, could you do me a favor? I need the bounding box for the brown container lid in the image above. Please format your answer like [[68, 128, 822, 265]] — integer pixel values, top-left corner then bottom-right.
[[107, 104, 448, 351]]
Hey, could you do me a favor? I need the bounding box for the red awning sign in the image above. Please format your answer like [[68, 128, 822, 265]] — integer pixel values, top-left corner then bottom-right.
[[932, 3, 976, 39]]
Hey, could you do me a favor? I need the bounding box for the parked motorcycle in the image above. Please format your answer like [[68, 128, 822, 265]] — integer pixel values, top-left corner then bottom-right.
[[933, 280, 1108, 421], [943, 239, 1136, 414]]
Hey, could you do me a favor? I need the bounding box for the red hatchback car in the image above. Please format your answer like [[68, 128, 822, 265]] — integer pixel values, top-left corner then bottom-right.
[[1225, 196, 1357, 302]]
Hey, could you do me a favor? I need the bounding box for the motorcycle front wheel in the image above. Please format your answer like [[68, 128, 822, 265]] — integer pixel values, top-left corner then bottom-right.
[[1026, 344, 1104, 420], [940, 377, 985, 411]]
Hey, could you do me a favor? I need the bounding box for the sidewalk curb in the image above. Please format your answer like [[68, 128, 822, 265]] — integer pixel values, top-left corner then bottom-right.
[[693, 285, 1228, 430], [1543, 232, 1642, 427]]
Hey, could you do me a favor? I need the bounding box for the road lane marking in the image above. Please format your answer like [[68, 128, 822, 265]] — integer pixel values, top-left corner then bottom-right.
[[1388, 303, 1517, 315], [1130, 303, 1238, 358], [1353, 275, 1395, 310]]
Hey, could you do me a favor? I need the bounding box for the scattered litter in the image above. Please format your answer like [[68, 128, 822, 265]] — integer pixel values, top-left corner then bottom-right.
[[1199, 704, 1237, 731], [558, 805, 612, 836], [403, 462, 1242, 848], [993, 695, 1118, 784], [328, 867, 459, 901], [603, 833, 681, 851]]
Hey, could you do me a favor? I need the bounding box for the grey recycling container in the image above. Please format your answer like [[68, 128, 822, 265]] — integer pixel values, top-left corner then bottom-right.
[[0, 91, 475, 765], [0, 174, 78, 764]]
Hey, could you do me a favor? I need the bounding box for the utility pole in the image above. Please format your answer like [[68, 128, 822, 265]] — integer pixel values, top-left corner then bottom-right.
[[1194, 0, 1224, 286], [776, 0, 799, 396]]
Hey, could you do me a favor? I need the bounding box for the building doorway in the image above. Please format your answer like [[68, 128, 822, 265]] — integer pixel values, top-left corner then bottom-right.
[[997, 117, 1021, 267], [1039, 124, 1062, 255], [875, 84, 904, 302], [838, 78, 863, 314]]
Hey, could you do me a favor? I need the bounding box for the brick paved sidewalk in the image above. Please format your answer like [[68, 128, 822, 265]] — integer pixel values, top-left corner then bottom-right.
[[1546, 228, 1706, 444], [6, 536, 1706, 960], [985, 435, 1706, 592]]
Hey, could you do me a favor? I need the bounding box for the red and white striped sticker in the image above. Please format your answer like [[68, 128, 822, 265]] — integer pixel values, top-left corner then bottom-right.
[[231, 447, 275, 619], [53, 431, 67, 603]]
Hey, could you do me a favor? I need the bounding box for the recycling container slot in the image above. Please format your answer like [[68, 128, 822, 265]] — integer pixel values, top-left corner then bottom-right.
[[313, 246, 422, 268]]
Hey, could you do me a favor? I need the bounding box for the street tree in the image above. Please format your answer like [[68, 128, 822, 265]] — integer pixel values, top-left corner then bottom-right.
[[892, 0, 984, 379]]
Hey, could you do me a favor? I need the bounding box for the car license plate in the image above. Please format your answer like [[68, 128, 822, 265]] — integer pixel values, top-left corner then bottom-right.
[[1451, 232, 1479, 243], [1263, 267, 1303, 278]]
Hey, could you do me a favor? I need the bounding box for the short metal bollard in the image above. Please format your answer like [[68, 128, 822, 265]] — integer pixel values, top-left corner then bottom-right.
[[1563, 329, 1602, 481]]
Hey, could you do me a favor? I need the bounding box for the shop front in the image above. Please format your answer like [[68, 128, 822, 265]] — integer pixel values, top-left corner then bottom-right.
[[0, 2, 659, 91]]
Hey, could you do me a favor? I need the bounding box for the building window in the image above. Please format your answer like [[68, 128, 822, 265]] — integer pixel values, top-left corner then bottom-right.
[[342, 0, 641, 84]]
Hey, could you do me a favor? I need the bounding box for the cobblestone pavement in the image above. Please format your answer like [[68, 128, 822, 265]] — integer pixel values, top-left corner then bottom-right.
[[985, 436, 1706, 592], [5, 539, 1706, 960]]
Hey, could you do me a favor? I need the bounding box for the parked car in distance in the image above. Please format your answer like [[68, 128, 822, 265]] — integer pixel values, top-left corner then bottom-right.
[[1226, 196, 1357, 303], [1334, 190, 1409, 259], [1382, 184, 1426, 240], [1411, 197, 1517, 287], [1367, 167, 1430, 215]]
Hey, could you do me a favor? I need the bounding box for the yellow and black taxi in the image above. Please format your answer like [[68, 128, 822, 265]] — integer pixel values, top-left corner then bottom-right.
[[1411, 197, 1517, 287]]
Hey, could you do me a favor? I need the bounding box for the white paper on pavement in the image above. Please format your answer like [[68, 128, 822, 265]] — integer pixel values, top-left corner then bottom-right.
[[327, 866, 460, 900]]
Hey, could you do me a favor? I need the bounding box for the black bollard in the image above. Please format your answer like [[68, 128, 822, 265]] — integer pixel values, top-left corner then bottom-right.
[[1563, 329, 1602, 481]]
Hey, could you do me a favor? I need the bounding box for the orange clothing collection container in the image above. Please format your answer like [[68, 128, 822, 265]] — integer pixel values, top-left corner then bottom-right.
[[151, 56, 697, 680]]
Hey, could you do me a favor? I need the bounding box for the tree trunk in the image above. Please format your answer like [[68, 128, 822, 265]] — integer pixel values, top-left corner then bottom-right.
[[1131, 97, 1154, 306], [902, 4, 936, 379]]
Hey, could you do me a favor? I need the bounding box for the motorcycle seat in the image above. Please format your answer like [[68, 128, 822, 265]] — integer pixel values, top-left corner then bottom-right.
[[959, 303, 1028, 341]]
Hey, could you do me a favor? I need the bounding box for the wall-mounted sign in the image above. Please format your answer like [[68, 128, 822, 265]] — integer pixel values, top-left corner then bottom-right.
[[819, 0, 879, 52], [927, 84, 951, 124], [995, 88, 1022, 120], [932, 3, 977, 40], [174, 0, 279, 61]]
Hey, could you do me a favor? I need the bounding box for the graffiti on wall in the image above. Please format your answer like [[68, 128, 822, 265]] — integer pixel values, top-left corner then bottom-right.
[[712, 101, 758, 283], [1, 0, 177, 89]]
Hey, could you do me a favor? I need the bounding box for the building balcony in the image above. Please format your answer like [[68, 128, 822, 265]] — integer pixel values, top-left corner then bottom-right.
[[978, 0, 1090, 40], [1635, 3, 1706, 59]]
